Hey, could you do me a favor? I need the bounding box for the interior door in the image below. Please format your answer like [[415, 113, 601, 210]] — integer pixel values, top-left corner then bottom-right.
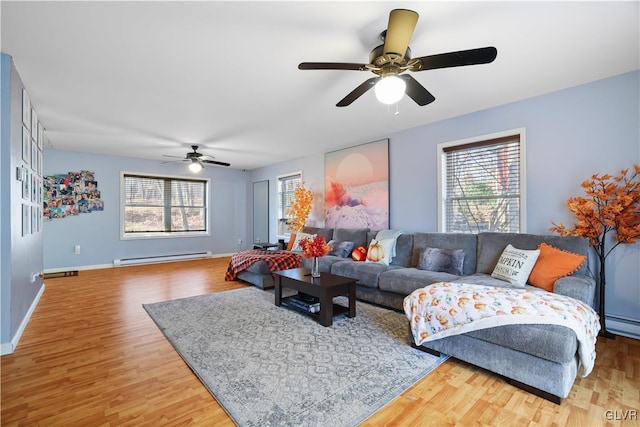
[[252, 180, 269, 244]]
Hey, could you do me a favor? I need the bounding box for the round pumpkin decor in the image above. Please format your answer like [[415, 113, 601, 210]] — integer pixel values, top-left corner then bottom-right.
[[367, 241, 385, 262]]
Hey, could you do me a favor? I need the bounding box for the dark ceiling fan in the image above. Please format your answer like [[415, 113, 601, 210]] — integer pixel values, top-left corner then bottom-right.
[[298, 9, 497, 107], [162, 145, 231, 171]]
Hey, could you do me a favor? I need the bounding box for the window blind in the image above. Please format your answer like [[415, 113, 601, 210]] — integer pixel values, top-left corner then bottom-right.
[[277, 173, 301, 236], [124, 174, 207, 234], [443, 135, 521, 233], [278, 173, 301, 220]]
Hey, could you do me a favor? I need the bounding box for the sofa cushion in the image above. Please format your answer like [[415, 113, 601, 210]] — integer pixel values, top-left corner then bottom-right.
[[333, 228, 369, 248], [330, 260, 399, 289], [302, 254, 346, 272], [378, 268, 460, 295], [302, 226, 334, 242], [554, 274, 597, 308], [491, 244, 540, 287], [476, 232, 590, 275], [412, 233, 477, 275], [418, 247, 465, 276], [451, 273, 521, 288], [528, 243, 586, 292], [390, 234, 413, 267], [466, 324, 578, 364]]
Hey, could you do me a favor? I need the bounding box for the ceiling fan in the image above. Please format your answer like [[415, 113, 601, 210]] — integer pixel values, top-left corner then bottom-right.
[[162, 145, 231, 172], [298, 9, 497, 107]]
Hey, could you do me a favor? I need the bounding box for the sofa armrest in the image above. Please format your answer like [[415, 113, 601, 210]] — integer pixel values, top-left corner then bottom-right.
[[553, 274, 596, 308]]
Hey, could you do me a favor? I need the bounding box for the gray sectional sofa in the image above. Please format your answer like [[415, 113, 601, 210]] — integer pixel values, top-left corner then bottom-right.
[[235, 226, 596, 403]]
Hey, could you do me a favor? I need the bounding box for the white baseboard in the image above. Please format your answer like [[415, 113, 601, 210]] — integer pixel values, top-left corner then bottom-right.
[[213, 253, 235, 258], [606, 315, 640, 340], [43, 253, 234, 274], [0, 284, 45, 355], [43, 264, 112, 274]]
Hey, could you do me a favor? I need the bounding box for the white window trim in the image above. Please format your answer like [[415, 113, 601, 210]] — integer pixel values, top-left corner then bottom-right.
[[119, 171, 211, 240], [276, 171, 302, 239], [436, 128, 527, 233]]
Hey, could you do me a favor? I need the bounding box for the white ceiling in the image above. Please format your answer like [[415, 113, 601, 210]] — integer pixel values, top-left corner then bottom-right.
[[2, 1, 638, 170]]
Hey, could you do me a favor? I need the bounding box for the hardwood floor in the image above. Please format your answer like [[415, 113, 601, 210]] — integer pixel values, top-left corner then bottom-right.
[[1, 258, 638, 426]]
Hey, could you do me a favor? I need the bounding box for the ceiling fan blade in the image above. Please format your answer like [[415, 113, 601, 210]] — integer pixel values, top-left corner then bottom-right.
[[162, 154, 187, 159], [202, 159, 231, 167], [412, 47, 498, 71], [398, 74, 435, 106], [298, 62, 368, 71], [383, 9, 419, 58], [336, 77, 380, 107]]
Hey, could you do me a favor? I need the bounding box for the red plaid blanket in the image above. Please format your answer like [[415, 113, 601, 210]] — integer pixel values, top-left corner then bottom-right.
[[225, 250, 302, 281]]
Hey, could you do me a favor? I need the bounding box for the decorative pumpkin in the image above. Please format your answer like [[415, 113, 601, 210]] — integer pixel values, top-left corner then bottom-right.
[[367, 241, 385, 262], [351, 246, 367, 262]]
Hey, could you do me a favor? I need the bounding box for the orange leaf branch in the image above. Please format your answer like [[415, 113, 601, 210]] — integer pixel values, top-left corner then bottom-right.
[[285, 182, 314, 233]]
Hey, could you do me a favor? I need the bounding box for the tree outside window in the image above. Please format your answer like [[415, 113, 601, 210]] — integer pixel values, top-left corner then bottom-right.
[[439, 132, 524, 233]]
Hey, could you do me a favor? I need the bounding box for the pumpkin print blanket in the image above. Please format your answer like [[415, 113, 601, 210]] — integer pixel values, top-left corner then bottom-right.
[[403, 282, 601, 376]]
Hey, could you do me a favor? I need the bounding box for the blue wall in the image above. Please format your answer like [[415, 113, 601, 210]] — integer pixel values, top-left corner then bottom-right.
[[43, 151, 250, 269], [250, 71, 640, 331], [1, 54, 45, 353], [41, 71, 639, 334]]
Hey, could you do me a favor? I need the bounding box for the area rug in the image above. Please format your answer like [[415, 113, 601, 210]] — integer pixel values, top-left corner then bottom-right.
[[143, 287, 447, 427]]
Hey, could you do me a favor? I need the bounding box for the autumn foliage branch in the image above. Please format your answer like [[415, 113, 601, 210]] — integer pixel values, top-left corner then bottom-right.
[[550, 165, 639, 336], [550, 164, 640, 259], [299, 235, 331, 258], [285, 182, 313, 233]]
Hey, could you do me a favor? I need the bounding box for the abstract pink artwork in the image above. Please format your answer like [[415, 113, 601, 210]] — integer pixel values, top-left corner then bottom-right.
[[325, 139, 389, 230]]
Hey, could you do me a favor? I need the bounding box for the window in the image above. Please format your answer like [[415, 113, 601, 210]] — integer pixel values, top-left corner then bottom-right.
[[277, 172, 302, 236], [121, 172, 209, 239], [438, 129, 526, 233]]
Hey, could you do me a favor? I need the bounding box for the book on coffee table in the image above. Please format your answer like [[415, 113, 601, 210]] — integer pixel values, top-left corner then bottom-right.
[[285, 295, 320, 313]]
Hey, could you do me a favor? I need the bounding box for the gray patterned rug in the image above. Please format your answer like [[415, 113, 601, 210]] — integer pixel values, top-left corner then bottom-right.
[[143, 287, 447, 427]]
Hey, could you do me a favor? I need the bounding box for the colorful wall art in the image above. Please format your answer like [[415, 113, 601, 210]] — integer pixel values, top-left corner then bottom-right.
[[43, 171, 104, 219], [324, 139, 389, 230]]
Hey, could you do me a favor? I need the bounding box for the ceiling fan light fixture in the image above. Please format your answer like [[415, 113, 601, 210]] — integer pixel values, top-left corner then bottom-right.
[[189, 159, 203, 173], [374, 75, 406, 104]]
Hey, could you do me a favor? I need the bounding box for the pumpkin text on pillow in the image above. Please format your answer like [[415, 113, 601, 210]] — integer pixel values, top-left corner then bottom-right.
[[365, 239, 395, 265], [528, 243, 586, 292], [491, 244, 540, 287]]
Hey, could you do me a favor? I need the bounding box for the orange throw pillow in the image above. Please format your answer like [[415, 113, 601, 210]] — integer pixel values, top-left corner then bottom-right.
[[286, 234, 296, 251], [528, 243, 586, 292]]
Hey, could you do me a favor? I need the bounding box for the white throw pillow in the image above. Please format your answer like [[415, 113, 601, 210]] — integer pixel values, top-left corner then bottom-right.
[[491, 244, 540, 287], [365, 239, 395, 265], [290, 232, 316, 252]]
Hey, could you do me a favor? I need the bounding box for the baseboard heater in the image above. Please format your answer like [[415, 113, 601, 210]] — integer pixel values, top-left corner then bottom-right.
[[113, 252, 212, 266], [43, 271, 79, 279]]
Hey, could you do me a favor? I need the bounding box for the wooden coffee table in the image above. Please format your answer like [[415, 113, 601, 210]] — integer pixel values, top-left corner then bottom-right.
[[274, 268, 357, 326]]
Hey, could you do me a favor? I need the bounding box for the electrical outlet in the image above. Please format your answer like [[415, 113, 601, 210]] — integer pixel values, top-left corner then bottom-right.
[[238, 238, 243, 245], [74, 245, 81, 254]]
